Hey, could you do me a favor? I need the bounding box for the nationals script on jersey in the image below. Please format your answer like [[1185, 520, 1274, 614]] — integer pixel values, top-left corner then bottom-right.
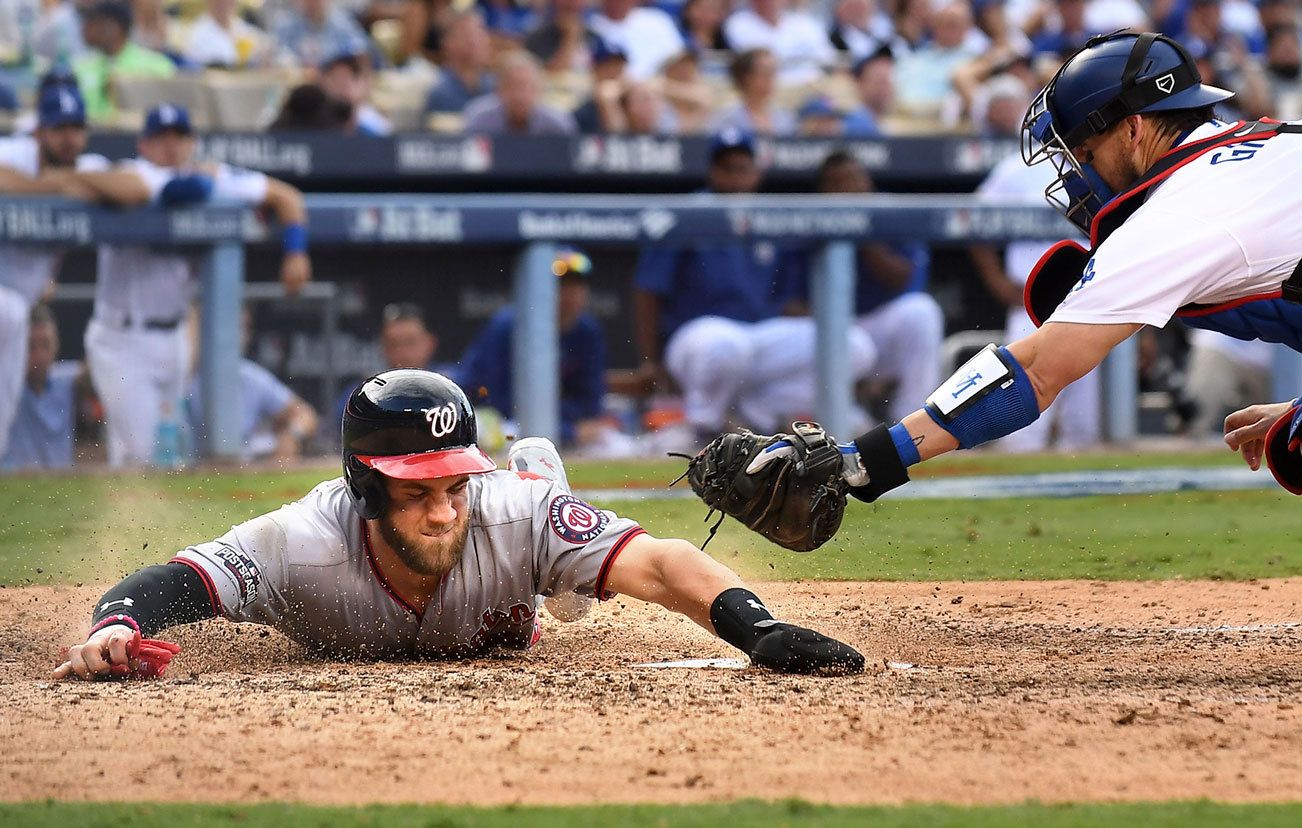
[[1050, 119, 1302, 327], [172, 473, 644, 658]]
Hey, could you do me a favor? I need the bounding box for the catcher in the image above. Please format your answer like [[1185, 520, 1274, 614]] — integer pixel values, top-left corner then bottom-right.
[[687, 33, 1302, 551], [53, 370, 863, 680]]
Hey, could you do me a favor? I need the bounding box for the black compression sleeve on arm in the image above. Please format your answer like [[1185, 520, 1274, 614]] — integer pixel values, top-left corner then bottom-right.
[[90, 562, 218, 637], [710, 587, 778, 653]]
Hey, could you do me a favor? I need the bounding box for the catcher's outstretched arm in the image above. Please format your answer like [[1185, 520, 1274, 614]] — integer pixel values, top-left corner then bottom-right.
[[842, 320, 1139, 500], [602, 533, 864, 674]]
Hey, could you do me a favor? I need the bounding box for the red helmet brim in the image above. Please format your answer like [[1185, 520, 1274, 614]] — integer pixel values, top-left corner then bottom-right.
[[355, 446, 497, 479]]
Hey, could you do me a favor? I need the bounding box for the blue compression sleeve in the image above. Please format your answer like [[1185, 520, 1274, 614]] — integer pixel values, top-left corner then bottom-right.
[[923, 346, 1040, 449]]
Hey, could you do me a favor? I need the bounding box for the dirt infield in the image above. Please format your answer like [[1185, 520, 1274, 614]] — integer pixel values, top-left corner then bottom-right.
[[2, 579, 1300, 806]]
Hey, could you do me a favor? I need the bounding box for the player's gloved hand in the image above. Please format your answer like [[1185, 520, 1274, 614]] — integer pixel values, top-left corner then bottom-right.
[[679, 422, 847, 552], [748, 623, 865, 676], [52, 624, 182, 681]]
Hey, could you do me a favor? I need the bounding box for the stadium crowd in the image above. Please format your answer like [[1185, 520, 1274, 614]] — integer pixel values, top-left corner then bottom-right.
[[0, 0, 1299, 134], [1, 0, 1299, 472]]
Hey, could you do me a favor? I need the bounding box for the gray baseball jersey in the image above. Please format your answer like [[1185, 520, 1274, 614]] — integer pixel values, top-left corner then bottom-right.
[[172, 472, 644, 658]]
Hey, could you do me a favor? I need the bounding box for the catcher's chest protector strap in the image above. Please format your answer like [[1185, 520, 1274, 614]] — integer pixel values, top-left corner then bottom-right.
[[848, 424, 910, 503], [1025, 121, 1302, 327]]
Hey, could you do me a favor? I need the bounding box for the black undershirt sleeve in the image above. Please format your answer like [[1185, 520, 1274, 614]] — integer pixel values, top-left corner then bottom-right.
[[90, 562, 218, 637]]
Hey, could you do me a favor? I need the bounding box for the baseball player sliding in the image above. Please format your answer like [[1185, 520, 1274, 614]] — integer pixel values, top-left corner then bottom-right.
[[686, 31, 1302, 551], [53, 370, 863, 679]]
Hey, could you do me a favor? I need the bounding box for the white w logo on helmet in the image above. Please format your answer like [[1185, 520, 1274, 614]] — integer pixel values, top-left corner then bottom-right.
[[423, 403, 459, 438]]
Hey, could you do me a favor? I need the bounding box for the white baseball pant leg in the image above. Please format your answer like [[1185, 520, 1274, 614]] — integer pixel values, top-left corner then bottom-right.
[[0, 286, 29, 458], [85, 319, 190, 467], [736, 316, 877, 434], [856, 292, 945, 423], [664, 316, 753, 431]]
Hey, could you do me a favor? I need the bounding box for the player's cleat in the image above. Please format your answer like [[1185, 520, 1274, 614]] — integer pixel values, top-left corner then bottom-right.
[[508, 436, 572, 492], [510, 437, 593, 622]]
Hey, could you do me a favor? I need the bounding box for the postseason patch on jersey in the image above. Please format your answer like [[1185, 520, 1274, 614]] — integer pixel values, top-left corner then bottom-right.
[[208, 543, 263, 609], [548, 494, 610, 545]]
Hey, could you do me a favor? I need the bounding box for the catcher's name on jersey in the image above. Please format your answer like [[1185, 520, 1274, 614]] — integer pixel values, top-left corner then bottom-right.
[[1051, 119, 1302, 328], [171, 472, 644, 658]]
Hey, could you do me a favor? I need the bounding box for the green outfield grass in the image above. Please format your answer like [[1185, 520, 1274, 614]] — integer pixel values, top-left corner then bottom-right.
[[0, 452, 1295, 587], [4, 800, 1301, 828]]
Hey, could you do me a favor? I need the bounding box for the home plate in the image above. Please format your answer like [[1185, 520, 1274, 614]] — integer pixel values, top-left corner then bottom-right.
[[634, 658, 749, 670]]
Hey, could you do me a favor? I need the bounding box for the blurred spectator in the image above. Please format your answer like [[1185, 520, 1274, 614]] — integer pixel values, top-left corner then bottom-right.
[[658, 47, 712, 133], [971, 72, 1031, 137], [712, 48, 795, 136], [893, 2, 981, 117], [843, 47, 894, 136], [335, 301, 444, 427], [0, 82, 17, 114], [892, 0, 929, 50], [1262, 23, 1302, 118], [1082, 0, 1148, 33], [633, 129, 875, 436], [524, 0, 596, 72], [723, 0, 835, 86], [590, 0, 686, 80], [796, 95, 844, 136], [573, 38, 629, 132], [272, 0, 371, 69], [479, 0, 539, 44], [1027, 0, 1090, 59], [829, 0, 895, 60], [271, 83, 354, 129], [425, 10, 495, 113], [1257, 0, 1297, 33], [969, 150, 1100, 453], [458, 247, 632, 454], [3, 305, 77, 472], [619, 80, 677, 133], [789, 152, 941, 425], [131, 0, 172, 56], [185, 0, 276, 68], [74, 1, 175, 122], [73, 104, 311, 467], [0, 0, 85, 65], [463, 51, 578, 134], [680, 0, 729, 51], [970, 0, 1031, 55], [399, 0, 456, 66], [188, 310, 319, 462], [1185, 330, 1280, 436], [319, 48, 392, 135]]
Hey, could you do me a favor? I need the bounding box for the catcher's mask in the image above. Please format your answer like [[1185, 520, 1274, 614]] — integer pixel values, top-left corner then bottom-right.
[[341, 369, 496, 520], [1022, 30, 1233, 233]]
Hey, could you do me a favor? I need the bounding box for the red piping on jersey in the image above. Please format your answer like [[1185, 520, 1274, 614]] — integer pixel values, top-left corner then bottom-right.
[[170, 556, 223, 616], [1176, 290, 1284, 317], [360, 519, 422, 617], [594, 526, 647, 601]]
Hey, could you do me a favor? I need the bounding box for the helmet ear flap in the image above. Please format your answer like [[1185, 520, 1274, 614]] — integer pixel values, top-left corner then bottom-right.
[[344, 455, 387, 521]]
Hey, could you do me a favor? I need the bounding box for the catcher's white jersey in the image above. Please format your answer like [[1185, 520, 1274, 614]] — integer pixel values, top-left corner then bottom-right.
[[172, 472, 643, 658], [1050, 119, 1302, 328]]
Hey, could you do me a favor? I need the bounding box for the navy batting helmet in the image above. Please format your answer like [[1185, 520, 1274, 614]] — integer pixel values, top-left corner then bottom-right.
[[342, 369, 496, 520], [1022, 31, 1234, 232]]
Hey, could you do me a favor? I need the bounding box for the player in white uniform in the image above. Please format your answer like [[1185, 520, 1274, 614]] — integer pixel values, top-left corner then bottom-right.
[[970, 152, 1101, 453], [696, 31, 1302, 540], [0, 82, 108, 459], [68, 104, 311, 467], [52, 371, 864, 677]]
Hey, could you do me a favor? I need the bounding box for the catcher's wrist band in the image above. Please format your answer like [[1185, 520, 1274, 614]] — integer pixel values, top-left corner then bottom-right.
[[848, 425, 910, 503], [710, 587, 780, 653], [923, 344, 1040, 450], [888, 423, 920, 466]]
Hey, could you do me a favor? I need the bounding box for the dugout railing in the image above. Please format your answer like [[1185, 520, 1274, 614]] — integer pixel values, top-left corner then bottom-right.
[[5, 193, 1299, 460]]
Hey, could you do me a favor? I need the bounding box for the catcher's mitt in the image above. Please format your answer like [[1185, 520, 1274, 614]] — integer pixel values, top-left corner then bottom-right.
[[677, 421, 847, 552]]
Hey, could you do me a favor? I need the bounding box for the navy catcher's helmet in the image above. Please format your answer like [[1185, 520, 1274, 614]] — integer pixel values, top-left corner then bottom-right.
[[1022, 31, 1234, 232], [342, 369, 496, 519]]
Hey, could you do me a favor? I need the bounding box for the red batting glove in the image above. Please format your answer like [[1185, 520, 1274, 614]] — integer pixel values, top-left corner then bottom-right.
[[107, 630, 182, 679]]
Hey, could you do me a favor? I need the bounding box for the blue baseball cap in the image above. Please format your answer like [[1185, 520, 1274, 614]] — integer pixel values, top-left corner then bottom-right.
[[591, 38, 629, 64], [708, 126, 756, 161], [37, 84, 86, 128], [797, 95, 841, 120], [143, 103, 192, 136]]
